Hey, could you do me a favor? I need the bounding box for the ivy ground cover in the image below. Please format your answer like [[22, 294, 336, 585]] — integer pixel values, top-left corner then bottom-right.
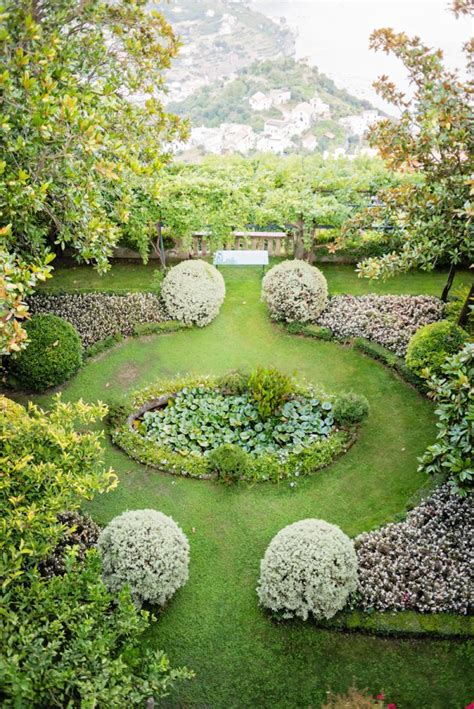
[[29, 266, 473, 708]]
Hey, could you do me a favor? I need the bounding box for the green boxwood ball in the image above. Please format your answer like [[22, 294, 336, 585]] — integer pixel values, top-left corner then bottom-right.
[[405, 320, 469, 378], [10, 314, 82, 392]]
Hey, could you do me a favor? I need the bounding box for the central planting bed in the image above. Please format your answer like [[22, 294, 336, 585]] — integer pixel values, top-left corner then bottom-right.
[[111, 369, 368, 482]]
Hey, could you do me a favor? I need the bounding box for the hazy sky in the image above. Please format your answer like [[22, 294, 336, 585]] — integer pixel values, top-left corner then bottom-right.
[[252, 0, 472, 111]]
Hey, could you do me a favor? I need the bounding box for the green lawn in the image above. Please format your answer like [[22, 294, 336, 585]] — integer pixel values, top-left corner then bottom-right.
[[30, 266, 473, 708], [41, 258, 472, 298]]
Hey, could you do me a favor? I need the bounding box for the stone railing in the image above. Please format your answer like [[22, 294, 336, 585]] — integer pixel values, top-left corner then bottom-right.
[[191, 231, 295, 258]]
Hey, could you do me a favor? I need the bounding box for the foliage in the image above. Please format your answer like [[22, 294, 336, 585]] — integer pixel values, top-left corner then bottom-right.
[[323, 685, 393, 708], [0, 551, 193, 707], [141, 385, 335, 457], [38, 510, 100, 578], [1, 0, 187, 270], [98, 509, 190, 608], [317, 294, 443, 356], [0, 394, 116, 586], [352, 338, 425, 391], [161, 260, 225, 326], [111, 374, 351, 482], [208, 444, 250, 483], [338, 14, 473, 296], [0, 247, 54, 355], [354, 484, 473, 614], [262, 260, 328, 323], [8, 313, 83, 391], [28, 291, 168, 348], [247, 366, 292, 420], [405, 320, 469, 379], [332, 392, 369, 425], [418, 343, 473, 495], [257, 519, 358, 620], [445, 284, 474, 334]]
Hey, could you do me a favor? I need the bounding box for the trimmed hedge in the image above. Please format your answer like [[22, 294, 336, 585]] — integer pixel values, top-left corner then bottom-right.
[[405, 319, 470, 378], [9, 314, 82, 392]]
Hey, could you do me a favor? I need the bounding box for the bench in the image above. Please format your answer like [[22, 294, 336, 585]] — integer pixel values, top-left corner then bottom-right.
[[213, 249, 269, 275]]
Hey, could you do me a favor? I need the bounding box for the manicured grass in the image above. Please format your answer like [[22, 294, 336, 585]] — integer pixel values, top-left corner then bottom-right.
[[40, 258, 472, 297], [29, 267, 473, 708]]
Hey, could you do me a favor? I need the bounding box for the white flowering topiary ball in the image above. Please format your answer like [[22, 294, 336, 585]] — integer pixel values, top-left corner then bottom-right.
[[257, 519, 358, 620], [262, 259, 328, 323], [162, 259, 225, 327], [97, 509, 190, 608]]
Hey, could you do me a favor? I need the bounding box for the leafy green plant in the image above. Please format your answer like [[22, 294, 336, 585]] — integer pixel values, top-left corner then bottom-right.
[[208, 444, 250, 483], [8, 313, 83, 391], [218, 369, 249, 394], [405, 320, 469, 379], [418, 343, 473, 496], [333, 392, 369, 425], [247, 367, 292, 420]]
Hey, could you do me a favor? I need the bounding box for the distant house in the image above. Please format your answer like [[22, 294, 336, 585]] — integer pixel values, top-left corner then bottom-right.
[[301, 134, 318, 152], [264, 118, 291, 140], [268, 88, 291, 106], [256, 135, 292, 155], [221, 123, 256, 154], [189, 126, 223, 154], [309, 96, 330, 118], [249, 91, 272, 111], [339, 110, 381, 137], [324, 131, 336, 140], [291, 102, 314, 131]]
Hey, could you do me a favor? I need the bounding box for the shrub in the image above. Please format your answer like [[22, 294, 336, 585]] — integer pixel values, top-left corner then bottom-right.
[[354, 484, 473, 614], [262, 259, 328, 323], [98, 509, 190, 608], [28, 291, 168, 349], [323, 685, 391, 708], [405, 320, 469, 378], [317, 295, 443, 356], [247, 366, 292, 420], [217, 369, 249, 394], [9, 314, 82, 391], [161, 259, 225, 326], [257, 519, 358, 620], [1, 552, 193, 707], [38, 511, 101, 578], [333, 392, 369, 425], [208, 443, 250, 482], [418, 343, 473, 495]]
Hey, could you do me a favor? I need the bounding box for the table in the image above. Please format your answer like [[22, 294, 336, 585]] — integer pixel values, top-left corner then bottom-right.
[[213, 250, 269, 275]]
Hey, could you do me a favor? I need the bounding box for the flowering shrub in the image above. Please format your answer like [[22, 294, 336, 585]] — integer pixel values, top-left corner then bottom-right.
[[98, 509, 190, 608], [257, 519, 358, 620], [262, 260, 328, 323], [9, 314, 83, 391], [316, 295, 443, 356], [418, 343, 473, 495], [405, 320, 469, 378], [354, 484, 473, 614], [161, 259, 225, 326], [111, 373, 359, 482], [28, 291, 168, 349]]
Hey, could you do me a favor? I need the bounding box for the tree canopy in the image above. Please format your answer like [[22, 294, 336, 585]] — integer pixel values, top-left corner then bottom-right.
[[338, 5, 473, 298]]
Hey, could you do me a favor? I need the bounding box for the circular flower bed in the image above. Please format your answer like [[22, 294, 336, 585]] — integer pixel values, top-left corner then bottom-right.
[[110, 371, 368, 483]]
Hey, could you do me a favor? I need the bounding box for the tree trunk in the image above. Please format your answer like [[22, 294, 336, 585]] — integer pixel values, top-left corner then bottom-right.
[[457, 283, 474, 328], [441, 263, 456, 302], [294, 217, 305, 259], [154, 220, 166, 269]]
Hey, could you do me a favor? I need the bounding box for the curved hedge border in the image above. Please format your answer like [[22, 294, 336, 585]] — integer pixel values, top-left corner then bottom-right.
[[109, 374, 358, 483]]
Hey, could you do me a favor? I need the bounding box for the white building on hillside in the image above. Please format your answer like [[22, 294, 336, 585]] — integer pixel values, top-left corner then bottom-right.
[[256, 134, 292, 154], [339, 110, 382, 137], [264, 118, 292, 140], [310, 96, 331, 117], [301, 134, 318, 151], [249, 91, 272, 111], [269, 88, 291, 105], [221, 123, 256, 154], [291, 102, 314, 132], [189, 126, 223, 154]]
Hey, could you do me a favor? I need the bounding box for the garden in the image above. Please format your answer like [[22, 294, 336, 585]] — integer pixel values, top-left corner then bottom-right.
[[1, 2, 473, 708]]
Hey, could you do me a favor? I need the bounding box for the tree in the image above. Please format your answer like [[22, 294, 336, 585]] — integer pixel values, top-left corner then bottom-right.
[[338, 4, 473, 301], [0, 0, 187, 352]]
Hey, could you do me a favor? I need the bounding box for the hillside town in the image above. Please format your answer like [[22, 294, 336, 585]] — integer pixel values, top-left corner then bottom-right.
[[173, 87, 382, 157]]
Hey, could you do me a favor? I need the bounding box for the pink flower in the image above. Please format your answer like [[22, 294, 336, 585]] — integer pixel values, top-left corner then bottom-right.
[[376, 694, 385, 701], [387, 704, 397, 709], [464, 704, 474, 709]]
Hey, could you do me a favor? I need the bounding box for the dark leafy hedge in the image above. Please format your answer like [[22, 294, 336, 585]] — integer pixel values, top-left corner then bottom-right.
[[405, 320, 469, 378], [39, 511, 101, 578], [9, 314, 82, 391]]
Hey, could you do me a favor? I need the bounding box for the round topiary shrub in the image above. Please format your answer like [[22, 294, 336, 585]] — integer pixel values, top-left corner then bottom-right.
[[97, 509, 189, 608], [262, 259, 328, 323], [257, 519, 358, 620], [9, 314, 82, 392], [208, 443, 250, 482], [405, 320, 469, 378], [332, 392, 369, 425], [161, 259, 225, 327]]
